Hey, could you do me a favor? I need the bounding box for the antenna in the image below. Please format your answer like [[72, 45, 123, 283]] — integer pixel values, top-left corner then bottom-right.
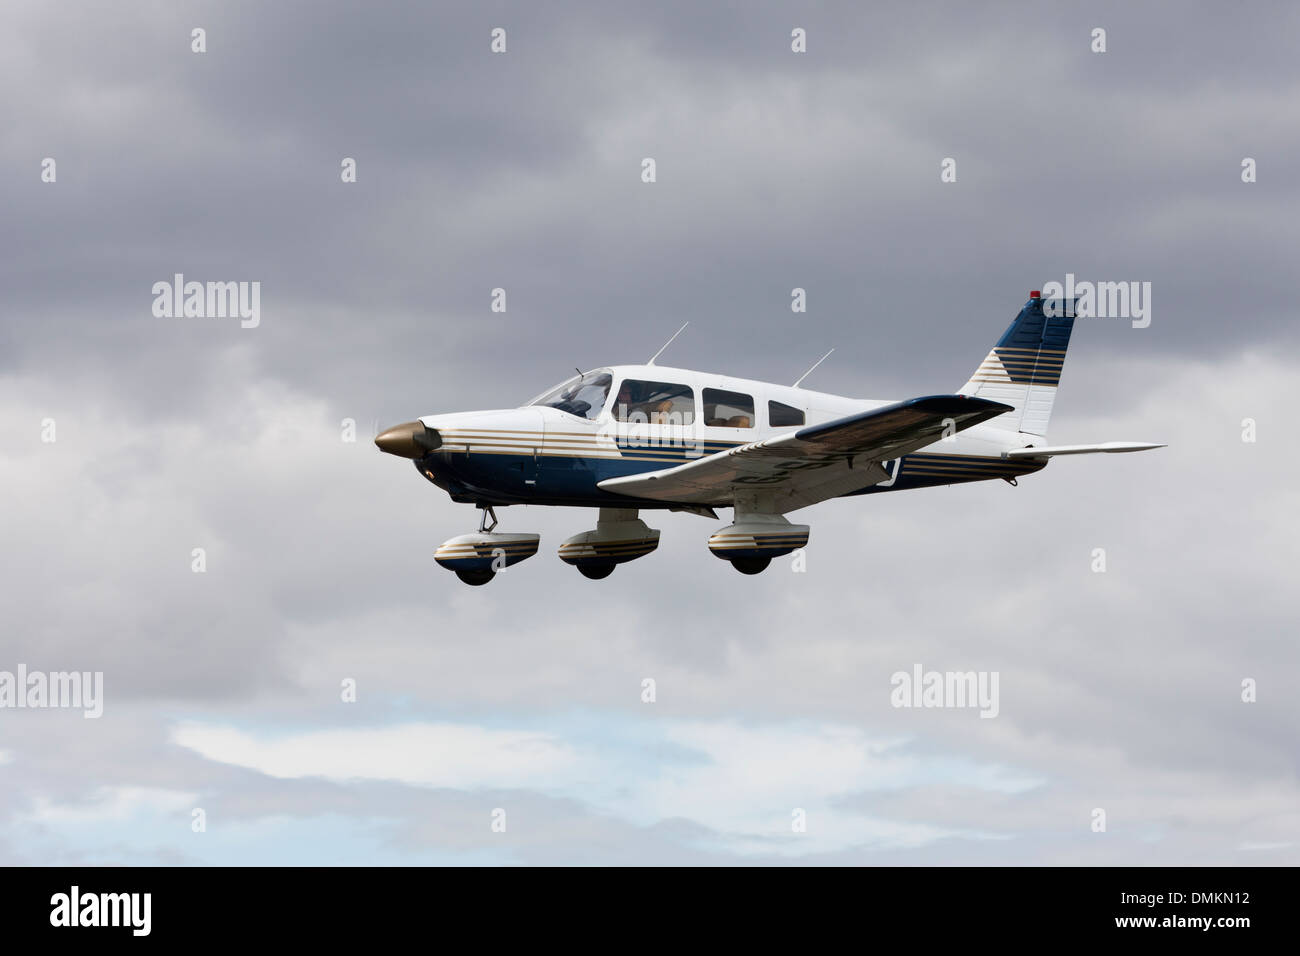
[[792, 348, 834, 388], [646, 322, 689, 366]]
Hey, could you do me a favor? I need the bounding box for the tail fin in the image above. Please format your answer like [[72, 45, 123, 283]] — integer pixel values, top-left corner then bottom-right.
[[960, 291, 1076, 438]]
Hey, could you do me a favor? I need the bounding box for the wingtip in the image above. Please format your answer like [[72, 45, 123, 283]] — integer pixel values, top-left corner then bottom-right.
[[901, 395, 1016, 421]]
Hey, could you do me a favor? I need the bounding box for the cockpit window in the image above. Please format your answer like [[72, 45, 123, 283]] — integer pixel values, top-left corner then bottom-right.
[[530, 371, 612, 419]]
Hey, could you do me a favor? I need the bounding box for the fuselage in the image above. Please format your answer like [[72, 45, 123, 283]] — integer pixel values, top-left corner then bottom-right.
[[408, 364, 1045, 509]]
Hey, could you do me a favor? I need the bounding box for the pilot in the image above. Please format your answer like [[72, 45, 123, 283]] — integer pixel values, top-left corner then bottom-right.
[[616, 382, 679, 424], [616, 381, 642, 420]]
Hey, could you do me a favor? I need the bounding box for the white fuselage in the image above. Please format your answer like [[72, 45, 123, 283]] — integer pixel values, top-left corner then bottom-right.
[[412, 364, 1042, 509]]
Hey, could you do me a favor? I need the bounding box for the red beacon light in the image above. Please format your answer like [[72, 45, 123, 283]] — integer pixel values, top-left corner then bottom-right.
[[1030, 290, 1042, 299]]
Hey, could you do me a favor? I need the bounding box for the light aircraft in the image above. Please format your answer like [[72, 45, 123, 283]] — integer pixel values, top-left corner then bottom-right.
[[376, 291, 1163, 585]]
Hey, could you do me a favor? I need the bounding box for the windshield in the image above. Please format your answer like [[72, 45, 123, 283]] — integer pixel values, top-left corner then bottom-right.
[[530, 370, 612, 420]]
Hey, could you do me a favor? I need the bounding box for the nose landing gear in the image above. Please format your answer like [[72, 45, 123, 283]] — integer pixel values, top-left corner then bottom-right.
[[434, 505, 541, 586]]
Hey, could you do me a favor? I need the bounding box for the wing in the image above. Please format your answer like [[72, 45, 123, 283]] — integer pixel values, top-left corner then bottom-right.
[[599, 394, 1013, 511]]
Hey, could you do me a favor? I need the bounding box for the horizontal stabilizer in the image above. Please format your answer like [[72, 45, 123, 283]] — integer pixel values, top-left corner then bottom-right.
[[1002, 441, 1165, 459]]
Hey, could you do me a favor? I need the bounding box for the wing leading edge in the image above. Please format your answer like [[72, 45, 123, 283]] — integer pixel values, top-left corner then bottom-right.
[[598, 394, 1013, 511]]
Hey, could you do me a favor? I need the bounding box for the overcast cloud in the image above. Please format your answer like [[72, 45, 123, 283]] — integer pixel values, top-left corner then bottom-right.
[[1, 0, 1297, 865]]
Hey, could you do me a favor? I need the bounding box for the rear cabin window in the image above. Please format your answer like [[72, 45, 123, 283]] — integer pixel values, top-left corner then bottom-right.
[[613, 380, 695, 425], [768, 401, 805, 427], [703, 388, 754, 428]]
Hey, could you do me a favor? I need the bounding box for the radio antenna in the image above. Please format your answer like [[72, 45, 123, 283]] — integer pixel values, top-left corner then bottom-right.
[[792, 348, 834, 388], [646, 322, 689, 366]]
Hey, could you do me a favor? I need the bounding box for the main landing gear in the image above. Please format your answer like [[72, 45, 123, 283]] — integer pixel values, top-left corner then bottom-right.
[[557, 508, 661, 581], [707, 512, 809, 575], [730, 557, 772, 575]]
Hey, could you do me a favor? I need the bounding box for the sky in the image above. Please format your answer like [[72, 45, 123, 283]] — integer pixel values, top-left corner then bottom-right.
[[1, 0, 1297, 865]]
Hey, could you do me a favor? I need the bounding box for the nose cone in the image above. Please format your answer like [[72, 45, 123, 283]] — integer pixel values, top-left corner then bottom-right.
[[374, 421, 440, 458]]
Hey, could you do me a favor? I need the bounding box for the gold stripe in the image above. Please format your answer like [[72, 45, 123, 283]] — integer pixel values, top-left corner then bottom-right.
[[709, 543, 804, 550], [437, 546, 538, 555], [905, 466, 1028, 475], [967, 377, 1059, 384], [440, 441, 729, 458], [559, 538, 658, 547], [559, 539, 658, 551], [906, 458, 1027, 468], [910, 461, 1022, 468], [711, 532, 807, 539], [903, 469, 1026, 478], [709, 539, 804, 545], [560, 545, 657, 555], [442, 427, 737, 447]]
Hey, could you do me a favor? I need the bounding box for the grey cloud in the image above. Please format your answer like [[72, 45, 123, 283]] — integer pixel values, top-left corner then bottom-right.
[[2, 0, 1297, 865]]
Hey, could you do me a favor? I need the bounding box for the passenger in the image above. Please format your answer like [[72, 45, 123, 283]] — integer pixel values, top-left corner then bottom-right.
[[648, 400, 675, 425]]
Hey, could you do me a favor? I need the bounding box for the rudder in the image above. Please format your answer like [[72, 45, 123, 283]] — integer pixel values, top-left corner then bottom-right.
[[960, 291, 1076, 438]]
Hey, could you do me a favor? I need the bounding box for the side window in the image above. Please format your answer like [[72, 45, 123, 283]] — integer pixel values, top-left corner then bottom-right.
[[703, 388, 754, 428], [768, 401, 805, 427], [613, 380, 695, 424]]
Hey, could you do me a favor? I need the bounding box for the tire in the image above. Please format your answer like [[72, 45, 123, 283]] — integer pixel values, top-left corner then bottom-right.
[[578, 562, 616, 580], [730, 557, 771, 575], [455, 569, 495, 586]]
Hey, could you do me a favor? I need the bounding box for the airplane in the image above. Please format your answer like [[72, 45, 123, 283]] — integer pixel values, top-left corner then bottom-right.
[[375, 291, 1164, 585]]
